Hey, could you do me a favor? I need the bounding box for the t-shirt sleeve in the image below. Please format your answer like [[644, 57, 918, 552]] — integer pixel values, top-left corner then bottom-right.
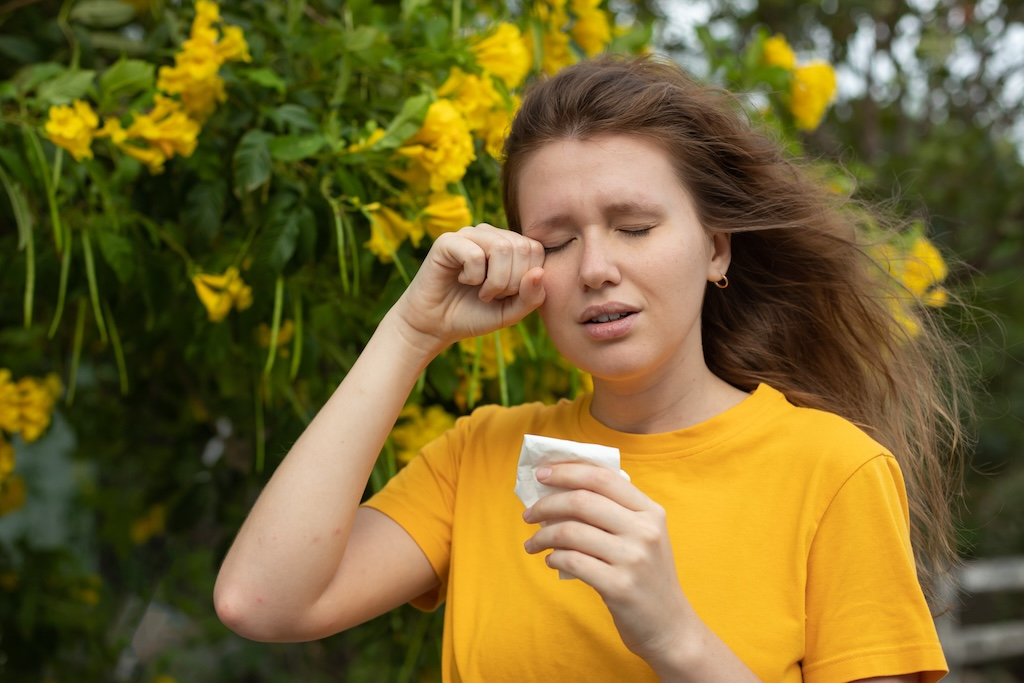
[[802, 454, 948, 683], [362, 412, 474, 612]]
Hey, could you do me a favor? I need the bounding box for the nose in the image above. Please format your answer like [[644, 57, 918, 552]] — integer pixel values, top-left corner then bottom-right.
[[577, 233, 621, 290]]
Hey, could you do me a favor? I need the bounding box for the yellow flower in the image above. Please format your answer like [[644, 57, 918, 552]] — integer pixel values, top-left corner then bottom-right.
[[365, 205, 423, 263], [126, 95, 201, 158], [438, 68, 502, 132], [120, 145, 169, 174], [541, 28, 575, 75], [420, 193, 472, 240], [762, 34, 796, 70], [192, 267, 253, 322], [0, 370, 20, 434], [257, 319, 295, 348], [398, 99, 475, 192], [43, 100, 99, 161], [0, 435, 14, 482], [16, 374, 61, 443], [130, 504, 166, 544], [156, 1, 250, 122], [471, 23, 532, 89], [390, 404, 456, 465], [96, 117, 128, 145], [902, 236, 949, 306], [790, 61, 836, 131], [0, 474, 26, 516], [216, 25, 251, 63], [481, 107, 513, 159], [459, 327, 519, 379], [347, 128, 386, 153], [571, 5, 612, 57]]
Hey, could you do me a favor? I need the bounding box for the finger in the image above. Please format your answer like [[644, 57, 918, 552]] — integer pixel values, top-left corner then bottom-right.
[[478, 233, 515, 302], [433, 230, 488, 286], [525, 519, 620, 563], [536, 463, 648, 512], [492, 235, 546, 302], [497, 267, 546, 325], [525, 486, 627, 535], [542, 548, 616, 587]]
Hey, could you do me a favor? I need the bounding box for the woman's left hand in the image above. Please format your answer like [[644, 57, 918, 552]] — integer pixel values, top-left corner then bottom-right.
[[522, 462, 694, 667]]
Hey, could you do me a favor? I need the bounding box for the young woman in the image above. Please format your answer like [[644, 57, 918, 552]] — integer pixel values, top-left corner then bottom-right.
[[214, 55, 968, 682]]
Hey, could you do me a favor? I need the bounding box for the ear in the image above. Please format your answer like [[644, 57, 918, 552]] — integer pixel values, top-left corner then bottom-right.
[[706, 232, 732, 283]]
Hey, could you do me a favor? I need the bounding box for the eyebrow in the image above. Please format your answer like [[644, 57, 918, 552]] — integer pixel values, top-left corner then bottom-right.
[[526, 200, 664, 233]]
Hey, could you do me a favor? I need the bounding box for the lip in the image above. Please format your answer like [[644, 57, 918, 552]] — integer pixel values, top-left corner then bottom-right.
[[577, 302, 639, 325]]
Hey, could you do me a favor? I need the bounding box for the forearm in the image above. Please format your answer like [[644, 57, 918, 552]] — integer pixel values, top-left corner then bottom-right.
[[214, 308, 441, 630], [650, 617, 761, 683]]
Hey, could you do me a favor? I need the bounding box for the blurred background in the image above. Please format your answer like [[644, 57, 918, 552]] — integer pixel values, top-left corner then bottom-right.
[[0, 0, 1022, 681]]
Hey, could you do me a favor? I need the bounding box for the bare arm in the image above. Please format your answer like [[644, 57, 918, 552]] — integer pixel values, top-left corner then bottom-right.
[[214, 226, 545, 642]]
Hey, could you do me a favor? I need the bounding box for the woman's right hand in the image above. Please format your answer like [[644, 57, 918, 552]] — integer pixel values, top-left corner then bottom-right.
[[392, 224, 547, 351]]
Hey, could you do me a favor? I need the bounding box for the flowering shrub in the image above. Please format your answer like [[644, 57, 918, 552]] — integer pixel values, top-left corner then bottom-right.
[[0, 1, 944, 680]]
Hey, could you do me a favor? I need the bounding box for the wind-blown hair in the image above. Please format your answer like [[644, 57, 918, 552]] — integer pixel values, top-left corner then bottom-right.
[[501, 54, 970, 608]]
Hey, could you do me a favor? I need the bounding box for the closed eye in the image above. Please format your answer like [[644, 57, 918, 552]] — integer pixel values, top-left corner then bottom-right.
[[620, 226, 653, 237], [543, 239, 573, 254]]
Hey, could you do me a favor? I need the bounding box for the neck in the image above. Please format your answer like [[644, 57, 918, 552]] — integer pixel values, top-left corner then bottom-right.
[[589, 367, 748, 434]]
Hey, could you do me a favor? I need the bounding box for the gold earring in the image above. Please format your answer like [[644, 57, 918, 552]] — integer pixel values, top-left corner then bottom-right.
[[714, 275, 729, 289]]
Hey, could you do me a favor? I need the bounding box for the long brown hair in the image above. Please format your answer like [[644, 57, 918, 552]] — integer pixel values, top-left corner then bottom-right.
[[502, 54, 970, 607]]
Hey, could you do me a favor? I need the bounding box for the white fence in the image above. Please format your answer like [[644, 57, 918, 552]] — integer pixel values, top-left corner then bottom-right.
[[936, 556, 1024, 681]]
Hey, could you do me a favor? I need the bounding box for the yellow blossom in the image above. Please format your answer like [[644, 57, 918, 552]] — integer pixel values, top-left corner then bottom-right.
[[16, 374, 62, 443], [389, 404, 456, 465], [541, 28, 575, 75], [481, 96, 518, 159], [0, 435, 13, 482], [0, 370, 20, 434], [790, 61, 836, 131], [0, 474, 26, 516], [126, 95, 201, 158], [130, 504, 166, 544], [902, 236, 949, 306], [398, 99, 475, 192], [257, 319, 295, 348], [156, 1, 250, 122], [459, 327, 519, 379], [420, 193, 472, 240], [96, 117, 128, 145], [43, 100, 99, 161], [347, 128, 386, 153], [120, 144, 169, 174], [365, 206, 423, 263], [192, 267, 253, 322], [762, 34, 796, 70], [438, 68, 503, 132], [471, 23, 532, 89], [571, 5, 612, 57]]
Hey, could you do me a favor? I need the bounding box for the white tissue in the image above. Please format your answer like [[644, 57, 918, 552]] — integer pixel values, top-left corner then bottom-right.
[[515, 434, 629, 580]]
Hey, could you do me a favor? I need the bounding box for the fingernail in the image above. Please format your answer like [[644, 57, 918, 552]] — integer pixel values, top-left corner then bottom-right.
[[536, 467, 551, 481], [522, 507, 532, 522]]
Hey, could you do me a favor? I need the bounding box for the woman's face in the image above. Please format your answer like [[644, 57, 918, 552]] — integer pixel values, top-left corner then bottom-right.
[[518, 134, 730, 392]]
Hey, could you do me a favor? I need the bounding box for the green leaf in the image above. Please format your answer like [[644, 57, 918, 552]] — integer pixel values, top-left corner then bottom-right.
[[401, 0, 431, 21], [98, 58, 155, 106], [37, 69, 97, 105], [265, 103, 319, 132], [96, 231, 135, 284], [376, 94, 431, 150], [69, 0, 137, 28], [232, 130, 274, 196], [255, 195, 301, 272], [343, 26, 380, 53], [182, 181, 227, 241], [12, 62, 67, 96], [243, 67, 288, 95], [269, 134, 326, 162], [0, 36, 42, 64]]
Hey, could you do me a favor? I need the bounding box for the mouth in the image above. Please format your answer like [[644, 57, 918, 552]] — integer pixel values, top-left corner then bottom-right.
[[585, 312, 635, 324], [578, 304, 639, 325]]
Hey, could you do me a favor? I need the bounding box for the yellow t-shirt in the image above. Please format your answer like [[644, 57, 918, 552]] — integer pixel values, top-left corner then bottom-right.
[[365, 384, 947, 682]]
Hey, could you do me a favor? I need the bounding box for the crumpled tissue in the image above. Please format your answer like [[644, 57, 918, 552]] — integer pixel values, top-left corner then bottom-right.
[[515, 434, 630, 579]]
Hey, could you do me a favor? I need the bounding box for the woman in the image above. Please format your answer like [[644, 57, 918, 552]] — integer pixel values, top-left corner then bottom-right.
[[215, 55, 967, 681]]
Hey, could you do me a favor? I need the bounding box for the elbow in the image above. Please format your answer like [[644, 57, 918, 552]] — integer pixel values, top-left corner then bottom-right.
[[213, 576, 279, 642]]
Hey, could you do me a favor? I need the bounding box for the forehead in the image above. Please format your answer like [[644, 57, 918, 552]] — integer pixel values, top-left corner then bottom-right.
[[516, 134, 690, 230]]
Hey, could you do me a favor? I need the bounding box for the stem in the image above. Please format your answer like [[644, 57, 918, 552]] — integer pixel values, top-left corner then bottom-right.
[[263, 276, 285, 376], [494, 331, 508, 407], [81, 230, 109, 344], [66, 298, 86, 406], [288, 293, 303, 381], [48, 222, 72, 338], [104, 300, 129, 395]]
